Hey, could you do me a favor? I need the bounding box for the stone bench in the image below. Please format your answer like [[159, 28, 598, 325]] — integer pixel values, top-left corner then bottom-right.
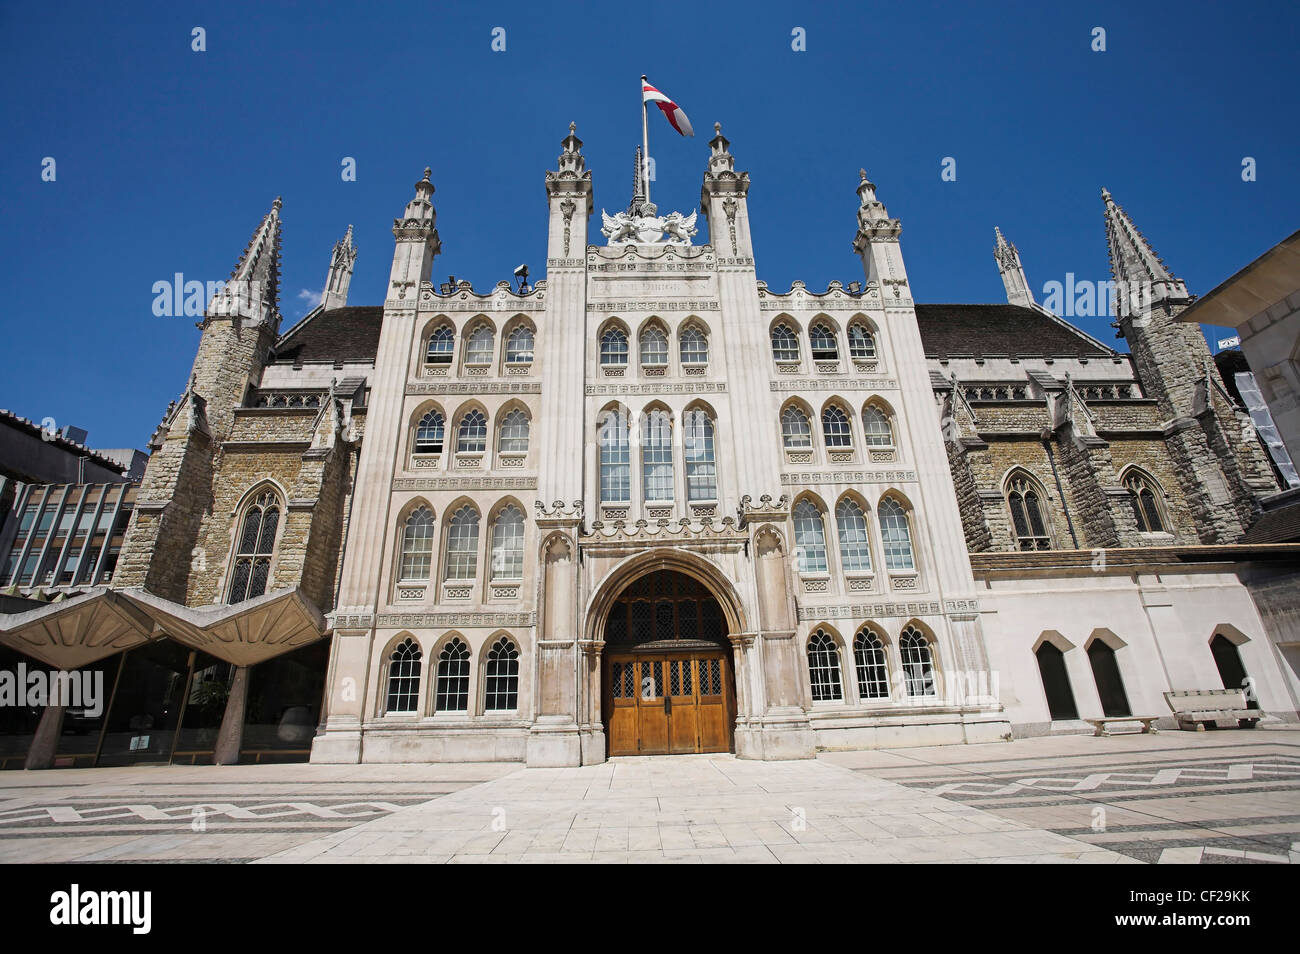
[[1083, 716, 1161, 737], [1164, 689, 1259, 731]]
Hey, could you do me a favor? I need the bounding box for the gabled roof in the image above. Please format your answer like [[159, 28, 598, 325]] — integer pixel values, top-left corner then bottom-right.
[[274, 306, 384, 364], [914, 303, 1118, 359]]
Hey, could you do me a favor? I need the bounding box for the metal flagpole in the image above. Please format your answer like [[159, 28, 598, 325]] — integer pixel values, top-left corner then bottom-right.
[[640, 74, 650, 206]]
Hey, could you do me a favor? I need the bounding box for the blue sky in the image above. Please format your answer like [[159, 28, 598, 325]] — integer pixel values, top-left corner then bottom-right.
[[2, 0, 1297, 449]]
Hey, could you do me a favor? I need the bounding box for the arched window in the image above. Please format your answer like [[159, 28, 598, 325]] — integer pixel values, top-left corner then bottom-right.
[[854, 628, 889, 700], [683, 409, 717, 501], [900, 626, 936, 697], [505, 325, 534, 364], [435, 638, 471, 712], [465, 324, 495, 365], [807, 629, 843, 702], [229, 489, 280, 603], [456, 409, 487, 454], [835, 498, 872, 573], [793, 499, 828, 572], [414, 409, 444, 455], [497, 409, 530, 454], [385, 637, 422, 713], [640, 325, 668, 367], [848, 324, 877, 361], [399, 505, 435, 581], [822, 404, 852, 448], [1007, 473, 1051, 550], [781, 405, 813, 449], [600, 327, 628, 366], [598, 410, 630, 503], [642, 409, 673, 502], [771, 323, 799, 362], [862, 405, 893, 446], [1124, 470, 1166, 533], [680, 326, 708, 365], [878, 497, 915, 571], [484, 637, 520, 711], [810, 322, 839, 361], [425, 325, 454, 365], [490, 505, 524, 581], [444, 505, 480, 581]]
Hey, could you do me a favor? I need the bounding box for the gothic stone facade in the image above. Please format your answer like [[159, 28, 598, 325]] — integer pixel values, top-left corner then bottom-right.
[[3, 123, 1297, 768]]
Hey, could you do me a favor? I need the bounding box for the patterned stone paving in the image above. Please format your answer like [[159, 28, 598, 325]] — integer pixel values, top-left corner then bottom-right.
[[0, 763, 516, 863], [2, 729, 1295, 863], [822, 726, 1300, 865]]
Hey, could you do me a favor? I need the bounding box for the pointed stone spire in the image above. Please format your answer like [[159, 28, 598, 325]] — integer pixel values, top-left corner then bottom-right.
[[321, 224, 357, 311], [993, 227, 1035, 308], [852, 169, 900, 252], [207, 197, 283, 328], [1102, 187, 1189, 319], [706, 122, 735, 177], [389, 167, 441, 297], [555, 121, 586, 178], [628, 146, 651, 216]]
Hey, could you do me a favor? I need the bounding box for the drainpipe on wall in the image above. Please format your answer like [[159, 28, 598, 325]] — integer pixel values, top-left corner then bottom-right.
[[1041, 431, 1079, 549]]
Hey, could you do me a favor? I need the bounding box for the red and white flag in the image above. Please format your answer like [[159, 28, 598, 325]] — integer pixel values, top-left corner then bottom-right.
[[642, 76, 694, 137]]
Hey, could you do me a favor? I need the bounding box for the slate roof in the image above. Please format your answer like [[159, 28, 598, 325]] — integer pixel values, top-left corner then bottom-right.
[[273, 303, 1117, 365], [914, 304, 1116, 359], [1241, 491, 1300, 544], [274, 306, 384, 364]]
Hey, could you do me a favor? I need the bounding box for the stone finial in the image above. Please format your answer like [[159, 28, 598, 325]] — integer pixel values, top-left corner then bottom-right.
[[422, 167, 432, 182], [569, 121, 576, 134], [714, 122, 721, 134]]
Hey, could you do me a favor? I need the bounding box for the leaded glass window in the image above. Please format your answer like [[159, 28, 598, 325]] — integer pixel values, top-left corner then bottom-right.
[[879, 497, 914, 571], [854, 629, 889, 700], [229, 490, 279, 603], [484, 637, 519, 711], [793, 499, 828, 573], [385, 637, 422, 713], [444, 505, 480, 581], [808, 629, 843, 701], [836, 498, 872, 573], [435, 638, 470, 711]]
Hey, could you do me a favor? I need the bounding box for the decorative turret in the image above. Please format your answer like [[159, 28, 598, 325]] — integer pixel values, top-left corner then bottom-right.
[[321, 224, 357, 311], [700, 123, 751, 259], [1102, 187, 1190, 322], [206, 197, 283, 330], [852, 169, 901, 252], [389, 168, 441, 299], [994, 227, 1035, 308]]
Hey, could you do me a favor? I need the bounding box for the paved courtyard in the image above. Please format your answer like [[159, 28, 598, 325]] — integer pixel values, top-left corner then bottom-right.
[[0, 727, 1295, 863]]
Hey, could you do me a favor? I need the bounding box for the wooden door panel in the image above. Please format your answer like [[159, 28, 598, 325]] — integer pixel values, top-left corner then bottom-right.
[[668, 657, 699, 753], [606, 657, 639, 757], [636, 659, 669, 754], [696, 654, 730, 753]]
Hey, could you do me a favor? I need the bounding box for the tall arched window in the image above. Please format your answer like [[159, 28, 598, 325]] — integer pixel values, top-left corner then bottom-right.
[[642, 409, 673, 502], [1007, 473, 1051, 550], [229, 489, 280, 603], [497, 409, 530, 454], [781, 405, 813, 449], [465, 324, 495, 365], [848, 324, 877, 361], [822, 404, 852, 448], [680, 326, 708, 365], [1124, 470, 1167, 533], [771, 322, 799, 362], [854, 628, 889, 700], [444, 505, 480, 581], [684, 409, 717, 501], [878, 497, 915, 571], [505, 325, 534, 364], [835, 498, 872, 573], [862, 405, 893, 446], [600, 327, 629, 366], [807, 629, 843, 702], [793, 499, 828, 572], [900, 626, 936, 697], [810, 322, 839, 361], [456, 410, 487, 454], [640, 325, 668, 368], [399, 506, 435, 581], [435, 638, 471, 712], [425, 325, 454, 365], [490, 505, 524, 581], [598, 410, 630, 503], [414, 409, 444, 455], [484, 637, 520, 711], [385, 637, 422, 713]]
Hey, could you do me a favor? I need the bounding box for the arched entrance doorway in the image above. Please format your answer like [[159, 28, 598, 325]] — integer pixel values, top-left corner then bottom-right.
[[601, 570, 736, 756]]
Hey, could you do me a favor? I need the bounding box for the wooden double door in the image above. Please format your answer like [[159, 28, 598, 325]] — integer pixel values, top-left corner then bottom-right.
[[605, 652, 733, 756]]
